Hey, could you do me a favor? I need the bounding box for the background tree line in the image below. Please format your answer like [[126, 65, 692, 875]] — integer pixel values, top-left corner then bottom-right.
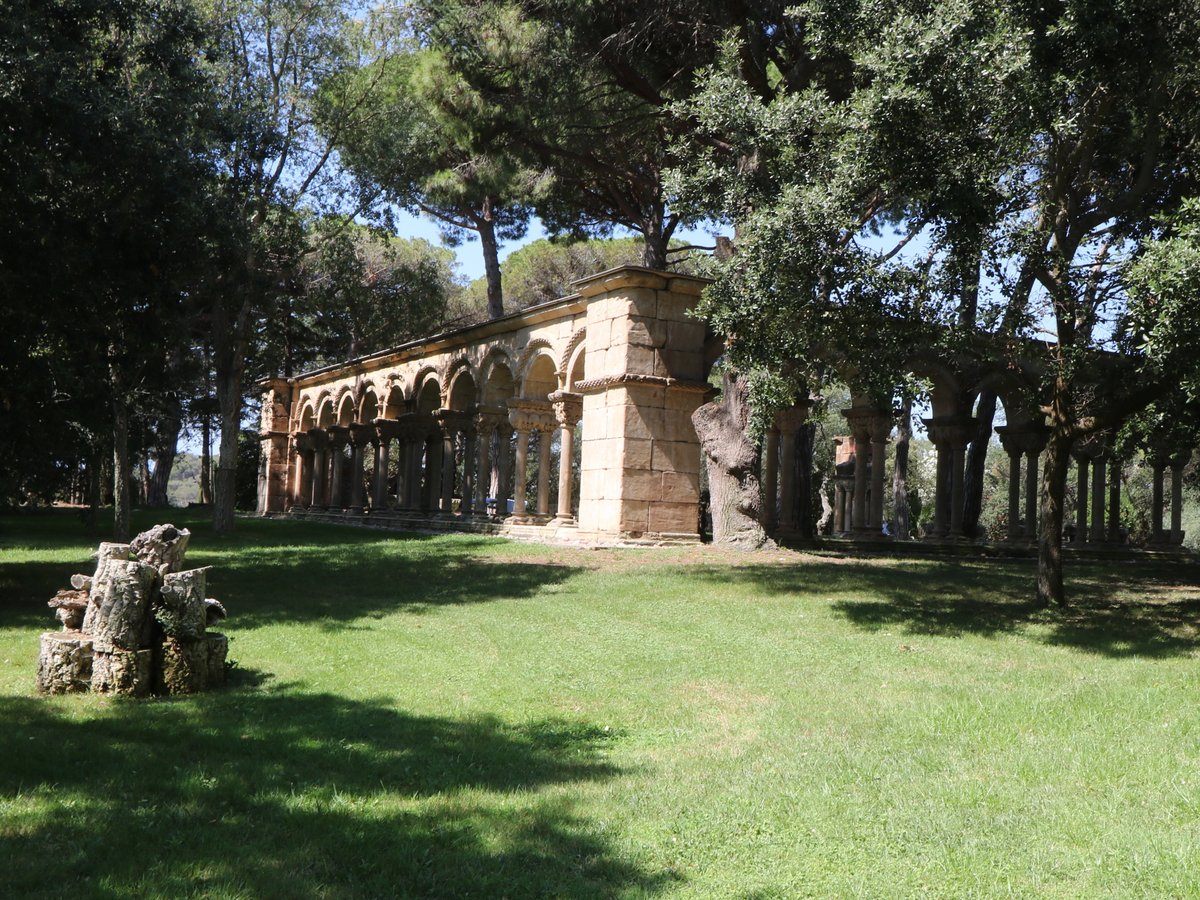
[[4, 0, 1200, 607]]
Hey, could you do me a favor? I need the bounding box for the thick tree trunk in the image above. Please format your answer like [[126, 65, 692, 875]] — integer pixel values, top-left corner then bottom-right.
[[147, 394, 182, 507], [641, 203, 669, 270], [213, 366, 242, 531], [892, 396, 912, 540], [479, 209, 504, 320], [962, 388, 997, 536], [112, 395, 131, 541], [692, 370, 772, 549], [1037, 425, 1074, 607], [200, 406, 213, 504]]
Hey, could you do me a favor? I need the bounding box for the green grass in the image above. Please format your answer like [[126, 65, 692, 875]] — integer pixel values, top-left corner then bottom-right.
[[2, 510, 1200, 898]]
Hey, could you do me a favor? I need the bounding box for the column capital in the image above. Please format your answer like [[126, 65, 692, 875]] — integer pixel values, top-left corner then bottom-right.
[[844, 407, 892, 443], [475, 404, 509, 436], [774, 402, 811, 435], [549, 391, 583, 427], [348, 422, 375, 447], [306, 427, 330, 450], [923, 416, 975, 450], [1072, 433, 1109, 462], [996, 422, 1049, 456], [293, 431, 313, 453], [437, 408, 473, 435], [507, 397, 556, 433], [326, 424, 350, 450]]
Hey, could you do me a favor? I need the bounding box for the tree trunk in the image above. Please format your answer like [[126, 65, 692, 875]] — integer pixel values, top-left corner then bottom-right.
[[962, 388, 997, 537], [641, 202, 668, 269], [1037, 424, 1074, 607], [478, 207, 504, 320], [692, 370, 772, 549], [147, 394, 182, 507], [892, 396, 912, 540], [213, 366, 243, 531], [112, 394, 131, 541], [200, 410, 213, 504]]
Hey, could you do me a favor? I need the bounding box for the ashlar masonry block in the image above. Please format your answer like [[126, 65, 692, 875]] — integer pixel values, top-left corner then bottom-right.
[[575, 267, 710, 541]]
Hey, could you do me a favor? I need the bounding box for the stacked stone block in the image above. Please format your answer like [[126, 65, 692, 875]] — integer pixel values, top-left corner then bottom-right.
[[576, 269, 709, 541], [36, 524, 229, 697]]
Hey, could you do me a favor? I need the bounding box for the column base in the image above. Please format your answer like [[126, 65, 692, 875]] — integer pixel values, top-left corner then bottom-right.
[[549, 514, 577, 527]]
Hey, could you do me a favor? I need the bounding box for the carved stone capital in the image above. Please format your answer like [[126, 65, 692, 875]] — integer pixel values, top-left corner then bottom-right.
[[996, 422, 1049, 456], [474, 404, 509, 437], [549, 391, 583, 427], [774, 402, 811, 435], [923, 416, 975, 450], [507, 397, 556, 433], [326, 424, 351, 450], [306, 427, 329, 450], [348, 423, 375, 447], [844, 407, 892, 444]]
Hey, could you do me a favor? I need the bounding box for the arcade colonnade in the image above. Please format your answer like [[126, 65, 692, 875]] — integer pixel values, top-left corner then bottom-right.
[[758, 400, 1190, 546], [258, 267, 712, 544]]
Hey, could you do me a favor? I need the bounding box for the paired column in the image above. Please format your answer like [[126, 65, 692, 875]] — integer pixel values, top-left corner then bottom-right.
[[348, 424, 373, 513], [843, 407, 893, 538], [1148, 452, 1187, 546], [923, 416, 976, 541], [372, 418, 400, 510], [506, 398, 557, 523], [473, 407, 507, 516], [307, 428, 329, 508], [326, 425, 350, 509], [550, 392, 583, 525], [774, 404, 810, 532], [291, 432, 313, 510], [996, 423, 1049, 542]]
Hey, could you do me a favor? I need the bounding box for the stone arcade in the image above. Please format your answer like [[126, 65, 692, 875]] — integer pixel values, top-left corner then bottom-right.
[[258, 265, 1192, 550]]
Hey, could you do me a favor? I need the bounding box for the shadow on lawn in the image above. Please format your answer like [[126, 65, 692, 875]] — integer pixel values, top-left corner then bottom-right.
[[0, 511, 585, 631], [689, 558, 1200, 659], [0, 688, 673, 899]]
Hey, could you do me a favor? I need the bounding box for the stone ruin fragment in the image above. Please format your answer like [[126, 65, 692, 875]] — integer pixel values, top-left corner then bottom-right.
[[36, 524, 230, 697]]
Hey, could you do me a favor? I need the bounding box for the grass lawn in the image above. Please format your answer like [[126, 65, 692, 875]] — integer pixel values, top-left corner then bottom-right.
[[2, 510, 1199, 898]]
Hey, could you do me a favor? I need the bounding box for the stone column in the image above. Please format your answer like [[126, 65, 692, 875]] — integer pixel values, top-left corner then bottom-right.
[[833, 482, 846, 534], [1170, 454, 1187, 545], [474, 411, 503, 515], [348, 424, 373, 513], [511, 426, 531, 517], [1088, 447, 1107, 543], [1151, 457, 1166, 543], [923, 417, 975, 540], [536, 427, 553, 518], [761, 427, 780, 532], [423, 429, 442, 512], [292, 433, 312, 509], [996, 422, 1048, 543], [1073, 452, 1089, 543], [1107, 456, 1121, 544], [372, 418, 399, 510], [437, 410, 465, 514], [307, 428, 328, 508], [496, 426, 513, 515], [461, 426, 477, 514], [1002, 438, 1022, 541], [551, 392, 583, 525], [326, 425, 350, 509], [868, 414, 892, 535], [775, 405, 810, 532]]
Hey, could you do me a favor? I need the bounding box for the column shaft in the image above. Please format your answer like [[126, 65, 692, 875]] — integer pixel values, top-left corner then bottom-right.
[[762, 429, 779, 531], [852, 439, 869, 532], [870, 438, 888, 532], [511, 429, 530, 516], [440, 431, 455, 513], [1107, 457, 1121, 543], [536, 430, 552, 517], [474, 429, 493, 514], [949, 446, 966, 536], [1074, 456, 1089, 543], [556, 423, 576, 521], [1171, 463, 1184, 542], [1024, 451, 1039, 539], [779, 430, 798, 530], [1007, 451, 1022, 541], [372, 441, 389, 509], [1090, 455, 1106, 542], [1151, 464, 1165, 541], [461, 431, 476, 514]]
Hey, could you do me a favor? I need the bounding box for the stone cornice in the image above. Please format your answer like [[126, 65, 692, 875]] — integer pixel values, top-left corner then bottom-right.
[[574, 373, 712, 396]]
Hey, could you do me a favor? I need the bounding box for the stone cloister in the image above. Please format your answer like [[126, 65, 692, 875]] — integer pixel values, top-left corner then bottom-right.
[[258, 265, 1191, 550]]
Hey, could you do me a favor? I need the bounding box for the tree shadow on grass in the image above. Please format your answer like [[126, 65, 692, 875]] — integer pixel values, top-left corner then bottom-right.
[[0, 689, 674, 899], [0, 512, 585, 632], [687, 558, 1200, 659]]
